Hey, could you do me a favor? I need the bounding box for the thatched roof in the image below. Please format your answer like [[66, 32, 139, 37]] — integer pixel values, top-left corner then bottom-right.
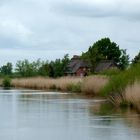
[[94, 60, 117, 73], [65, 56, 90, 74]]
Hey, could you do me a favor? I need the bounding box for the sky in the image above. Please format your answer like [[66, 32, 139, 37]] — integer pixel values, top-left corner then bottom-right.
[[0, 0, 140, 66]]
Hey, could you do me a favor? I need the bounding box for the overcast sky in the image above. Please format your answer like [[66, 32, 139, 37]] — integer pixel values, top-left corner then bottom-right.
[[0, 0, 140, 66]]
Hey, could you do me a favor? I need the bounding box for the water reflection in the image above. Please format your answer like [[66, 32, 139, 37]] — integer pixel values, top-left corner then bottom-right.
[[0, 89, 140, 140]]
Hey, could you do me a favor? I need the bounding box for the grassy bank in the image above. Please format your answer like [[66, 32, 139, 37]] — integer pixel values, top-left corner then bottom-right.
[[2, 64, 140, 113], [101, 64, 140, 112]]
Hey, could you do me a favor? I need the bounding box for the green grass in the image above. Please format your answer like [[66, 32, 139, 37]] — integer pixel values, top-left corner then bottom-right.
[[67, 82, 82, 93], [101, 64, 140, 97]]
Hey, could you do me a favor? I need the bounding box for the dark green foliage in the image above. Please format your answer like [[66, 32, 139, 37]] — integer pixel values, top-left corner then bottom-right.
[[132, 51, 140, 64], [38, 62, 50, 76], [51, 59, 63, 77], [82, 38, 129, 71], [120, 101, 130, 108], [0, 62, 13, 76], [2, 77, 11, 88], [49, 54, 70, 77], [48, 63, 54, 77]]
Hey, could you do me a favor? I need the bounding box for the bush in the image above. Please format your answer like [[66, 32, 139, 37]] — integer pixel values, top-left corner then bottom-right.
[[101, 64, 140, 97], [2, 77, 11, 88], [67, 82, 81, 93]]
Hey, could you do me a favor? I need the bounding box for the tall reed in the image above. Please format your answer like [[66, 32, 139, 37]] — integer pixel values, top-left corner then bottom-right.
[[81, 76, 108, 95], [124, 81, 140, 111], [12, 77, 82, 91], [11, 75, 108, 95]]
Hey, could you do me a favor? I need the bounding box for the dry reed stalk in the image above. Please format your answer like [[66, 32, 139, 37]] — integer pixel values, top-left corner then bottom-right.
[[81, 75, 108, 95], [124, 81, 140, 110], [54, 77, 82, 91], [12, 77, 82, 91]]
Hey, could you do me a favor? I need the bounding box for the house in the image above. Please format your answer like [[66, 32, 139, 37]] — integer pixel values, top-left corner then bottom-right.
[[64, 55, 90, 76], [94, 60, 118, 73]]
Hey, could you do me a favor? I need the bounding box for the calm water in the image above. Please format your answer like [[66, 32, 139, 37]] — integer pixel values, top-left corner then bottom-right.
[[0, 89, 140, 140]]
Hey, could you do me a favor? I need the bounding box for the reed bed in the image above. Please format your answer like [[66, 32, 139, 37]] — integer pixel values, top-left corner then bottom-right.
[[12, 77, 82, 91], [82, 76, 108, 95], [11, 75, 108, 95], [124, 81, 140, 111]]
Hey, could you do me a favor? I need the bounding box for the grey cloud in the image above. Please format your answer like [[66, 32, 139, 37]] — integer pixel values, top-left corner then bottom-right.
[[0, 0, 139, 64], [52, 2, 116, 18], [51, 0, 140, 21]]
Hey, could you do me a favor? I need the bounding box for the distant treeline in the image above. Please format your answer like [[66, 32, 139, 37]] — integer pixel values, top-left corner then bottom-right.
[[0, 54, 70, 78], [0, 37, 140, 78]]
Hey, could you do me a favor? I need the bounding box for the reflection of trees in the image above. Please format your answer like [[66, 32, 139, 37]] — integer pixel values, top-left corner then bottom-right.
[[88, 102, 116, 116], [88, 102, 116, 125], [88, 101, 140, 133]]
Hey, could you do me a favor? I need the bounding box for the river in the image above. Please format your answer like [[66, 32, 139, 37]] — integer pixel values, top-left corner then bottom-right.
[[0, 89, 140, 140]]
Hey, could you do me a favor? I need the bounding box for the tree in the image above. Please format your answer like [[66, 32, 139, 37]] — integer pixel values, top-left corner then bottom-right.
[[119, 49, 130, 70], [15, 55, 70, 77], [38, 61, 50, 76], [15, 59, 43, 77], [0, 62, 13, 75], [82, 38, 129, 70], [49, 54, 70, 77], [132, 52, 140, 64]]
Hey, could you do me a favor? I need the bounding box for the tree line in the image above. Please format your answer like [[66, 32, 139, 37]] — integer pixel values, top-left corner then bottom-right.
[[0, 38, 140, 77], [0, 54, 70, 77]]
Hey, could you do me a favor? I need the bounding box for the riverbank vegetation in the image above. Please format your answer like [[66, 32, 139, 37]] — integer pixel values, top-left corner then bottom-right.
[[101, 63, 140, 112], [11, 76, 108, 95], [0, 37, 140, 112]]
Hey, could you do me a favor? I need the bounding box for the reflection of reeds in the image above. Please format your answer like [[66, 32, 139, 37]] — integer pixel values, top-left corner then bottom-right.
[[82, 76, 108, 95], [124, 81, 140, 111]]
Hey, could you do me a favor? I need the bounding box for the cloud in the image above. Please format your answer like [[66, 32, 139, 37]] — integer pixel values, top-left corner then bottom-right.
[[0, 19, 32, 42], [0, 0, 139, 65], [51, 0, 140, 21]]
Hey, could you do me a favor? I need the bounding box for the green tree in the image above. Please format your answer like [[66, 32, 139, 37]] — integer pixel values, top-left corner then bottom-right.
[[0, 62, 13, 75], [38, 61, 50, 76], [49, 54, 70, 77], [15, 55, 70, 77], [48, 62, 54, 77], [82, 38, 129, 70], [15, 59, 42, 77]]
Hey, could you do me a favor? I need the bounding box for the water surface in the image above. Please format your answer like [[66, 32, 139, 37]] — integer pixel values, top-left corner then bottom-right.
[[0, 89, 140, 140]]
